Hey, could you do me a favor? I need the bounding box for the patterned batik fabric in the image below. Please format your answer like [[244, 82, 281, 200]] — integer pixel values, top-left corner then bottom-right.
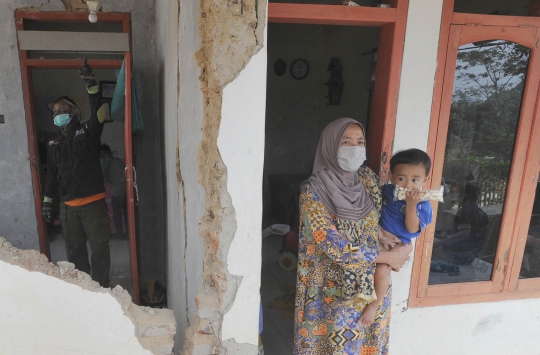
[[294, 167, 391, 355]]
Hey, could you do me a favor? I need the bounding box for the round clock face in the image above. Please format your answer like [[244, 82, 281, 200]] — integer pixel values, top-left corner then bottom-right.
[[290, 59, 310, 80]]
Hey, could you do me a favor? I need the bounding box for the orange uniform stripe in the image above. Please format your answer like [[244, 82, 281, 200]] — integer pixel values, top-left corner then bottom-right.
[[64, 193, 106, 207]]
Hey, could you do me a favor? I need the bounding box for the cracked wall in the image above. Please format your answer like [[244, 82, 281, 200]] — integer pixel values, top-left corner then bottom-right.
[[189, 0, 266, 353], [0, 237, 176, 355], [156, 0, 267, 353]]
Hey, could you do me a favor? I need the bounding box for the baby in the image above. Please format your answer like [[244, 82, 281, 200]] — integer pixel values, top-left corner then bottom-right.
[[359, 148, 433, 325]]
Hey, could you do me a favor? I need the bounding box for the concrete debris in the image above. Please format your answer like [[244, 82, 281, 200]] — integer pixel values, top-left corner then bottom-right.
[[0, 237, 176, 355]]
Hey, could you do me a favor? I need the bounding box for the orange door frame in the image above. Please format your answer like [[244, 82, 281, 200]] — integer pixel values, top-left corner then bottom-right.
[[268, 0, 409, 179], [15, 11, 140, 304]]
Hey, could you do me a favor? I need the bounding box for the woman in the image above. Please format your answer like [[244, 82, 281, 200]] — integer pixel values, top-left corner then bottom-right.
[[294, 118, 409, 355]]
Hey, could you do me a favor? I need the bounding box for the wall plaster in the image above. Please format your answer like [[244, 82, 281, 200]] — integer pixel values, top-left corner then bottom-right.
[[178, 0, 267, 354], [0, 237, 176, 355]]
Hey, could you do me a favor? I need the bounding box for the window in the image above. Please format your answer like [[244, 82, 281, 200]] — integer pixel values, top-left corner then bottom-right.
[[410, 3, 540, 306], [454, 0, 530, 17]]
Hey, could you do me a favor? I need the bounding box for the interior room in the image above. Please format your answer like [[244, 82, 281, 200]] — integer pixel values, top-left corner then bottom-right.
[[32, 67, 133, 296], [19, 16, 140, 298], [260, 22, 380, 354]]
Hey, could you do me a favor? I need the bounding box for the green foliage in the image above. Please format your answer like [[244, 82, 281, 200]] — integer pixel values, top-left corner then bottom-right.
[[447, 41, 529, 162], [454, 154, 510, 182]]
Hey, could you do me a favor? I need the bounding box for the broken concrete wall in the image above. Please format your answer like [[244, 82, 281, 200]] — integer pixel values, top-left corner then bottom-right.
[[156, 0, 268, 353], [181, 0, 267, 354], [0, 237, 176, 355], [0, 0, 166, 287], [156, 0, 199, 352]]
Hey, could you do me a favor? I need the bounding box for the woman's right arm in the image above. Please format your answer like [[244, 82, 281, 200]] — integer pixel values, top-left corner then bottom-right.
[[375, 246, 410, 271]]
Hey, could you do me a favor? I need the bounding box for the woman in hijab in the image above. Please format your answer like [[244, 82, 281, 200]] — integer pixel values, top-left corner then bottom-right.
[[294, 118, 410, 355]]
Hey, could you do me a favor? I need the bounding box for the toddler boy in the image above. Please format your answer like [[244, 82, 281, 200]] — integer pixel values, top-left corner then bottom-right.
[[359, 148, 433, 325]]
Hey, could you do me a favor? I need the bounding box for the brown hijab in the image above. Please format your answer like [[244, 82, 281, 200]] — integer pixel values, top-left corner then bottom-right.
[[306, 117, 373, 220]]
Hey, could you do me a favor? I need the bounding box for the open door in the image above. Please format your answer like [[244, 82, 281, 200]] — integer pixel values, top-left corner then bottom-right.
[[124, 51, 140, 304], [16, 12, 140, 304]]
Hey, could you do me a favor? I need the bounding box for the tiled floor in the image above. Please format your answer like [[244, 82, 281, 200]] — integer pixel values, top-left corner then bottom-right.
[[260, 233, 297, 355], [49, 230, 134, 297]]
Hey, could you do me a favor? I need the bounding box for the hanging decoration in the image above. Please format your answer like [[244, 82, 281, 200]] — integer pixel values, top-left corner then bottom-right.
[[324, 57, 344, 105], [274, 59, 287, 76]]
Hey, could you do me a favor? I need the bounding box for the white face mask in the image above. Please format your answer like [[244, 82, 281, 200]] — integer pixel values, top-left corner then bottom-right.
[[337, 146, 366, 172]]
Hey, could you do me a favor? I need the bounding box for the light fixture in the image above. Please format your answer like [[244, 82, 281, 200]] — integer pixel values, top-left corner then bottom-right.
[[87, 1, 101, 23]]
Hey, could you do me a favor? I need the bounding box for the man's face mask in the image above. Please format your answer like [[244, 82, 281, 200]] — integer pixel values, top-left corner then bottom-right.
[[53, 113, 72, 127], [52, 102, 74, 127]]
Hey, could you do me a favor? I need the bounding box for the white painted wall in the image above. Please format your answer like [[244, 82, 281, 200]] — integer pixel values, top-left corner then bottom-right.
[[156, 0, 184, 351], [157, 0, 206, 350], [391, 1, 540, 354], [176, 0, 206, 329], [0, 260, 151, 355], [219, 24, 268, 346]]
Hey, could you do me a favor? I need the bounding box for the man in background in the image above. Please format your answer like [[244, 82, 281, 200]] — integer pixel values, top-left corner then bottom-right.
[[42, 58, 111, 287], [100, 144, 127, 239]]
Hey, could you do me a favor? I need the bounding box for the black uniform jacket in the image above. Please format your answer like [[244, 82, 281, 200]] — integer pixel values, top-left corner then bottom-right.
[[44, 90, 106, 203]]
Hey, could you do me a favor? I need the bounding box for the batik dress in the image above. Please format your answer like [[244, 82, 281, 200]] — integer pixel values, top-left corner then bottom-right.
[[294, 166, 391, 355]]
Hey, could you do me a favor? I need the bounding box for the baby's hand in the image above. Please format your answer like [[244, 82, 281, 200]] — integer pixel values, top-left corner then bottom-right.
[[405, 190, 422, 206]]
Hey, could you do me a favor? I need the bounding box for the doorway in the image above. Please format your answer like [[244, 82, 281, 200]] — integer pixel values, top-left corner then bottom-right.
[[16, 12, 140, 303], [260, 2, 409, 353]]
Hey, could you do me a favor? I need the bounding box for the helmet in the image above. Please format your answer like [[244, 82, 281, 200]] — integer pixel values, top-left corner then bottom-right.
[[47, 96, 81, 118]]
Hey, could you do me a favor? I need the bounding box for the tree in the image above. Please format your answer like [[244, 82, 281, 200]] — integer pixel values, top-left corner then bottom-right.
[[448, 41, 529, 162]]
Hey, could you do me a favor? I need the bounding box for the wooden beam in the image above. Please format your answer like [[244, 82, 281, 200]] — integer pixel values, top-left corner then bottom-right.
[[268, 3, 397, 26], [409, 0, 455, 306], [366, 0, 409, 177], [16, 16, 51, 260], [15, 11, 129, 23], [25, 59, 123, 69], [18, 31, 130, 52], [453, 12, 540, 27]]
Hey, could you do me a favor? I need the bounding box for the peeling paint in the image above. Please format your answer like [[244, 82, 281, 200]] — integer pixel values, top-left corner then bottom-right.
[[180, 0, 266, 353], [58, 0, 87, 12]]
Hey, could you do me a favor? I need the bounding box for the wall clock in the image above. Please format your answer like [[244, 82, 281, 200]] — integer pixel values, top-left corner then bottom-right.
[[290, 59, 310, 80]]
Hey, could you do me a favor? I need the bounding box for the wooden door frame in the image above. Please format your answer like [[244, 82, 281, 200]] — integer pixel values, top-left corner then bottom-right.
[[268, 0, 410, 179], [16, 11, 140, 304], [409, 0, 540, 307]]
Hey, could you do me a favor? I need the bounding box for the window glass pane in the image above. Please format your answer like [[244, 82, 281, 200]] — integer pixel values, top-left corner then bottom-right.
[[454, 0, 529, 16], [520, 186, 540, 278], [429, 41, 530, 285]]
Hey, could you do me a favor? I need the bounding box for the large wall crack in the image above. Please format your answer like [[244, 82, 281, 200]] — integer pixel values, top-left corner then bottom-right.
[[181, 0, 266, 354]]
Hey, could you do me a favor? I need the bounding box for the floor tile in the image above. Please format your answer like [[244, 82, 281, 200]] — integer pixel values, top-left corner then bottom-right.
[[283, 333, 295, 351], [47, 233, 132, 289], [267, 311, 295, 334], [261, 311, 279, 335], [261, 228, 297, 355], [261, 333, 293, 355]]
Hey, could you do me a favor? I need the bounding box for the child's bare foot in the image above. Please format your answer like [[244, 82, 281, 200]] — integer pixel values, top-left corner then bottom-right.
[[359, 301, 378, 326]]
